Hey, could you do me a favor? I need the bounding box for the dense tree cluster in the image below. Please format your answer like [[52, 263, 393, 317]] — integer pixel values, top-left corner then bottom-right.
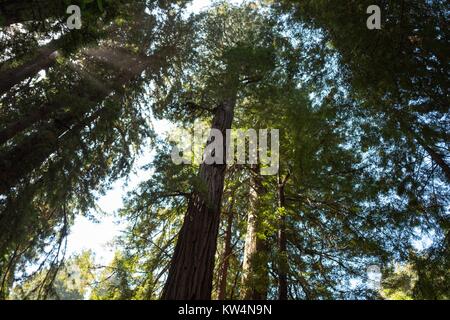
[[0, 0, 448, 300]]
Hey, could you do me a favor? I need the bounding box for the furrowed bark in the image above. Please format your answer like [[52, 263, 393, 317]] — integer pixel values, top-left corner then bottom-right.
[[0, 48, 159, 146], [162, 85, 238, 300]]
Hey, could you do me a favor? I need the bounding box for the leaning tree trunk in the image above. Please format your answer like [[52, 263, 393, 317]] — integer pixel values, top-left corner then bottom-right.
[[0, 102, 107, 195], [241, 165, 268, 300], [0, 27, 102, 97], [0, 47, 162, 148], [416, 136, 450, 182], [217, 200, 235, 300], [0, 59, 108, 146], [0, 244, 20, 299], [0, 49, 162, 193], [0, 47, 59, 96], [162, 87, 238, 300]]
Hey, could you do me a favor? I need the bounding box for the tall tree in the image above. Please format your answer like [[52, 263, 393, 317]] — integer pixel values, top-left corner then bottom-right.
[[0, 0, 189, 298], [160, 3, 280, 299]]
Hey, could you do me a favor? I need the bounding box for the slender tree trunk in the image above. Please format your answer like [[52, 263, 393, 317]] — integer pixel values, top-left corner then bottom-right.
[[162, 85, 238, 300], [217, 203, 234, 300], [241, 166, 268, 300], [0, 50, 162, 193], [0, 30, 79, 96], [0, 48, 59, 95], [277, 173, 289, 300], [0, 63, 109, 146], [0, 3, 131, 96]]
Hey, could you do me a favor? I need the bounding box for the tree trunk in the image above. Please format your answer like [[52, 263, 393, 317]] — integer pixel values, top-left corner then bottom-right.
[[0, 63, 109, 146], [0, 103, 109, 195], [0, 1, 134, 96], [0, 50, 161, 193], [241, 166, 268, 300], [277, 173, 289, 300], [0, 47, 58, 95], [0, 48, 159, 147], [0, 27, 94, 96], [162, 90, 238, 300], [217, 203, 234, 300]]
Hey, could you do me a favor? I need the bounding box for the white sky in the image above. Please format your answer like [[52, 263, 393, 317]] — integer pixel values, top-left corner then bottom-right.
[[66, 119, 172, 265]]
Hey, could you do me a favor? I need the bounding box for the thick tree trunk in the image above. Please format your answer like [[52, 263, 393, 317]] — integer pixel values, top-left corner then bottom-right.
[[217, 203, 234, 300], [241, 166, 268, 300], [277, 173, 289, 300], [162, 91, 238, 300]]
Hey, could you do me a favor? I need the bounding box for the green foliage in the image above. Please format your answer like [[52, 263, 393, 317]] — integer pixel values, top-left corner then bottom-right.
[[11, 250, 95, 300], [0, 0, 188, 298], [0, 0, 447, 300]]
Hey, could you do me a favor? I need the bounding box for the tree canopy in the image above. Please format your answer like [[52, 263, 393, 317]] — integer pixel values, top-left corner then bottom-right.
[[0, 0, 448, 300]]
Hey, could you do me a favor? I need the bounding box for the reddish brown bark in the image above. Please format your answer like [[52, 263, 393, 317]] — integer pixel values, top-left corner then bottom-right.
[[0, 48, 58, 96], [162, 90, 238, 300]]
